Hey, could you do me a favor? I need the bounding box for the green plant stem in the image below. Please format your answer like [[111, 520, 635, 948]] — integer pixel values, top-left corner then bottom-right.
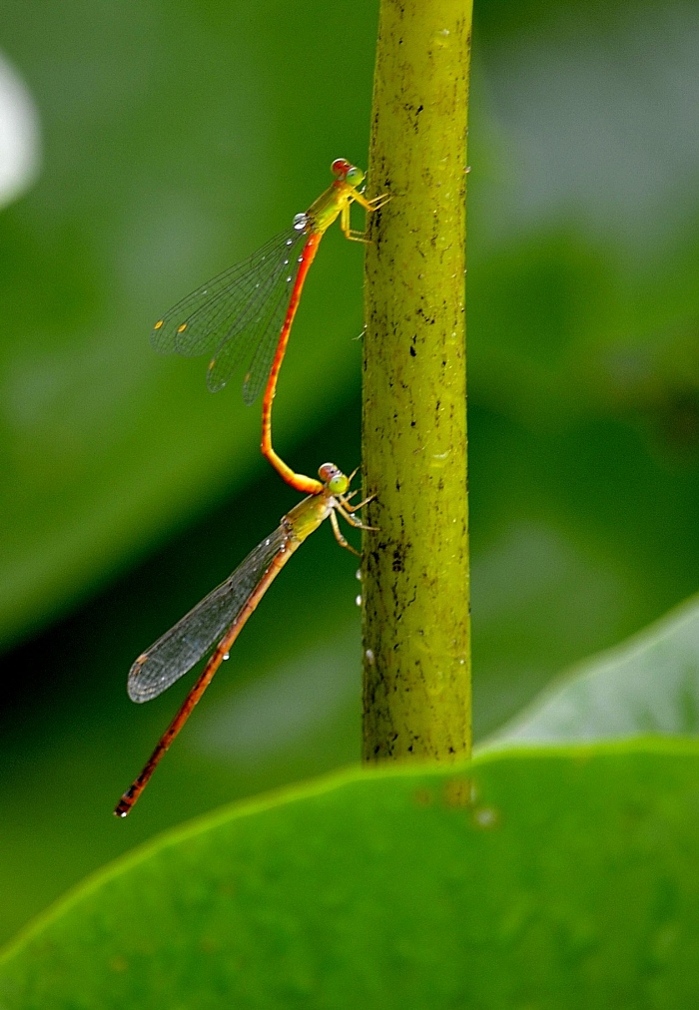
[[361, 0, 473, 762]]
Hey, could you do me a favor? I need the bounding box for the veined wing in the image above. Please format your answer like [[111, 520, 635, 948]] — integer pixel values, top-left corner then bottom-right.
[[127, 523, 290, 703], [151, 225, 307, 377], [207, 256, 294, 401]]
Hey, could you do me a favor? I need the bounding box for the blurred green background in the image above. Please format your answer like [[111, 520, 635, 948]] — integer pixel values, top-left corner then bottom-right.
[[2, 0, 699, 949]]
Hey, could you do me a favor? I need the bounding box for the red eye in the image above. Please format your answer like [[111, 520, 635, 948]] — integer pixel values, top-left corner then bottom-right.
[[331, 158, 351, 179], [318, 462, 339, 482]]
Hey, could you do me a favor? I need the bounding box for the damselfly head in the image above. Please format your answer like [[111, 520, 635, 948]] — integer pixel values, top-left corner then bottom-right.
[[331, 158, 351, 178], [330, 159, 365, 189], [345, 165, 365, 188], [318, 462, 350, 497]]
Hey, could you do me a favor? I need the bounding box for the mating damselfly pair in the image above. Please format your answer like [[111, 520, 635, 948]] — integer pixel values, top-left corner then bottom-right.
[[116, 160, 389, 814]]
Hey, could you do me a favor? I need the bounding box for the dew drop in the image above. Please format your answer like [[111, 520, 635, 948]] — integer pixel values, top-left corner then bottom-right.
[[355, 594, 362, 607], [365, 648, 375, 665], [473, 807, 498, 829], [355, 569, 362, 581], [285, 237, 293, 246], [222, 653, 230, 661]]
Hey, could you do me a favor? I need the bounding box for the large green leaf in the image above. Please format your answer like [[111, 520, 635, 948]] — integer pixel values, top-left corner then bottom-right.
[[490, 593, 699, 744], [2, 742, 698, 1008]]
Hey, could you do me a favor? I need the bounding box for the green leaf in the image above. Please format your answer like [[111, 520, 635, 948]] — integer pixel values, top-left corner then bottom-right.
[[2, 741, 698, 1008], [491, 593, 699, 745]]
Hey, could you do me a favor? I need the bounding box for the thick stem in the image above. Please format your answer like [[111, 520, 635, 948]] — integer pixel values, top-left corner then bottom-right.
[[361, 0, 473, 762]]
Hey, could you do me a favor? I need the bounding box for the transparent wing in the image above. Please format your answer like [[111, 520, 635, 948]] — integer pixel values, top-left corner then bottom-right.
[[205, 242, 298, 396], [207, 261, 293, 401], [151, 226, 307, 396], [242, 269, 299, 404], [238, 233, 320, 404], [127, 523, 289, 703]]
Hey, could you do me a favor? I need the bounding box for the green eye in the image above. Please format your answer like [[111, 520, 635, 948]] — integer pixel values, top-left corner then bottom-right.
[[345, 165, 365, 188], [329, 472, 349, 495], [318, 462, 349, 494]]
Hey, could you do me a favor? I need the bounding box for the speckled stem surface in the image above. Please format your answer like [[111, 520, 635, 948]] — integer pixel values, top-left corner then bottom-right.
[[361, 0, 472, 762]]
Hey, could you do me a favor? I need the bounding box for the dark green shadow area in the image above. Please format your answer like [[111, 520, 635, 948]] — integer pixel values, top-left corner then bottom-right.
[[0, 394, 365, 948]]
